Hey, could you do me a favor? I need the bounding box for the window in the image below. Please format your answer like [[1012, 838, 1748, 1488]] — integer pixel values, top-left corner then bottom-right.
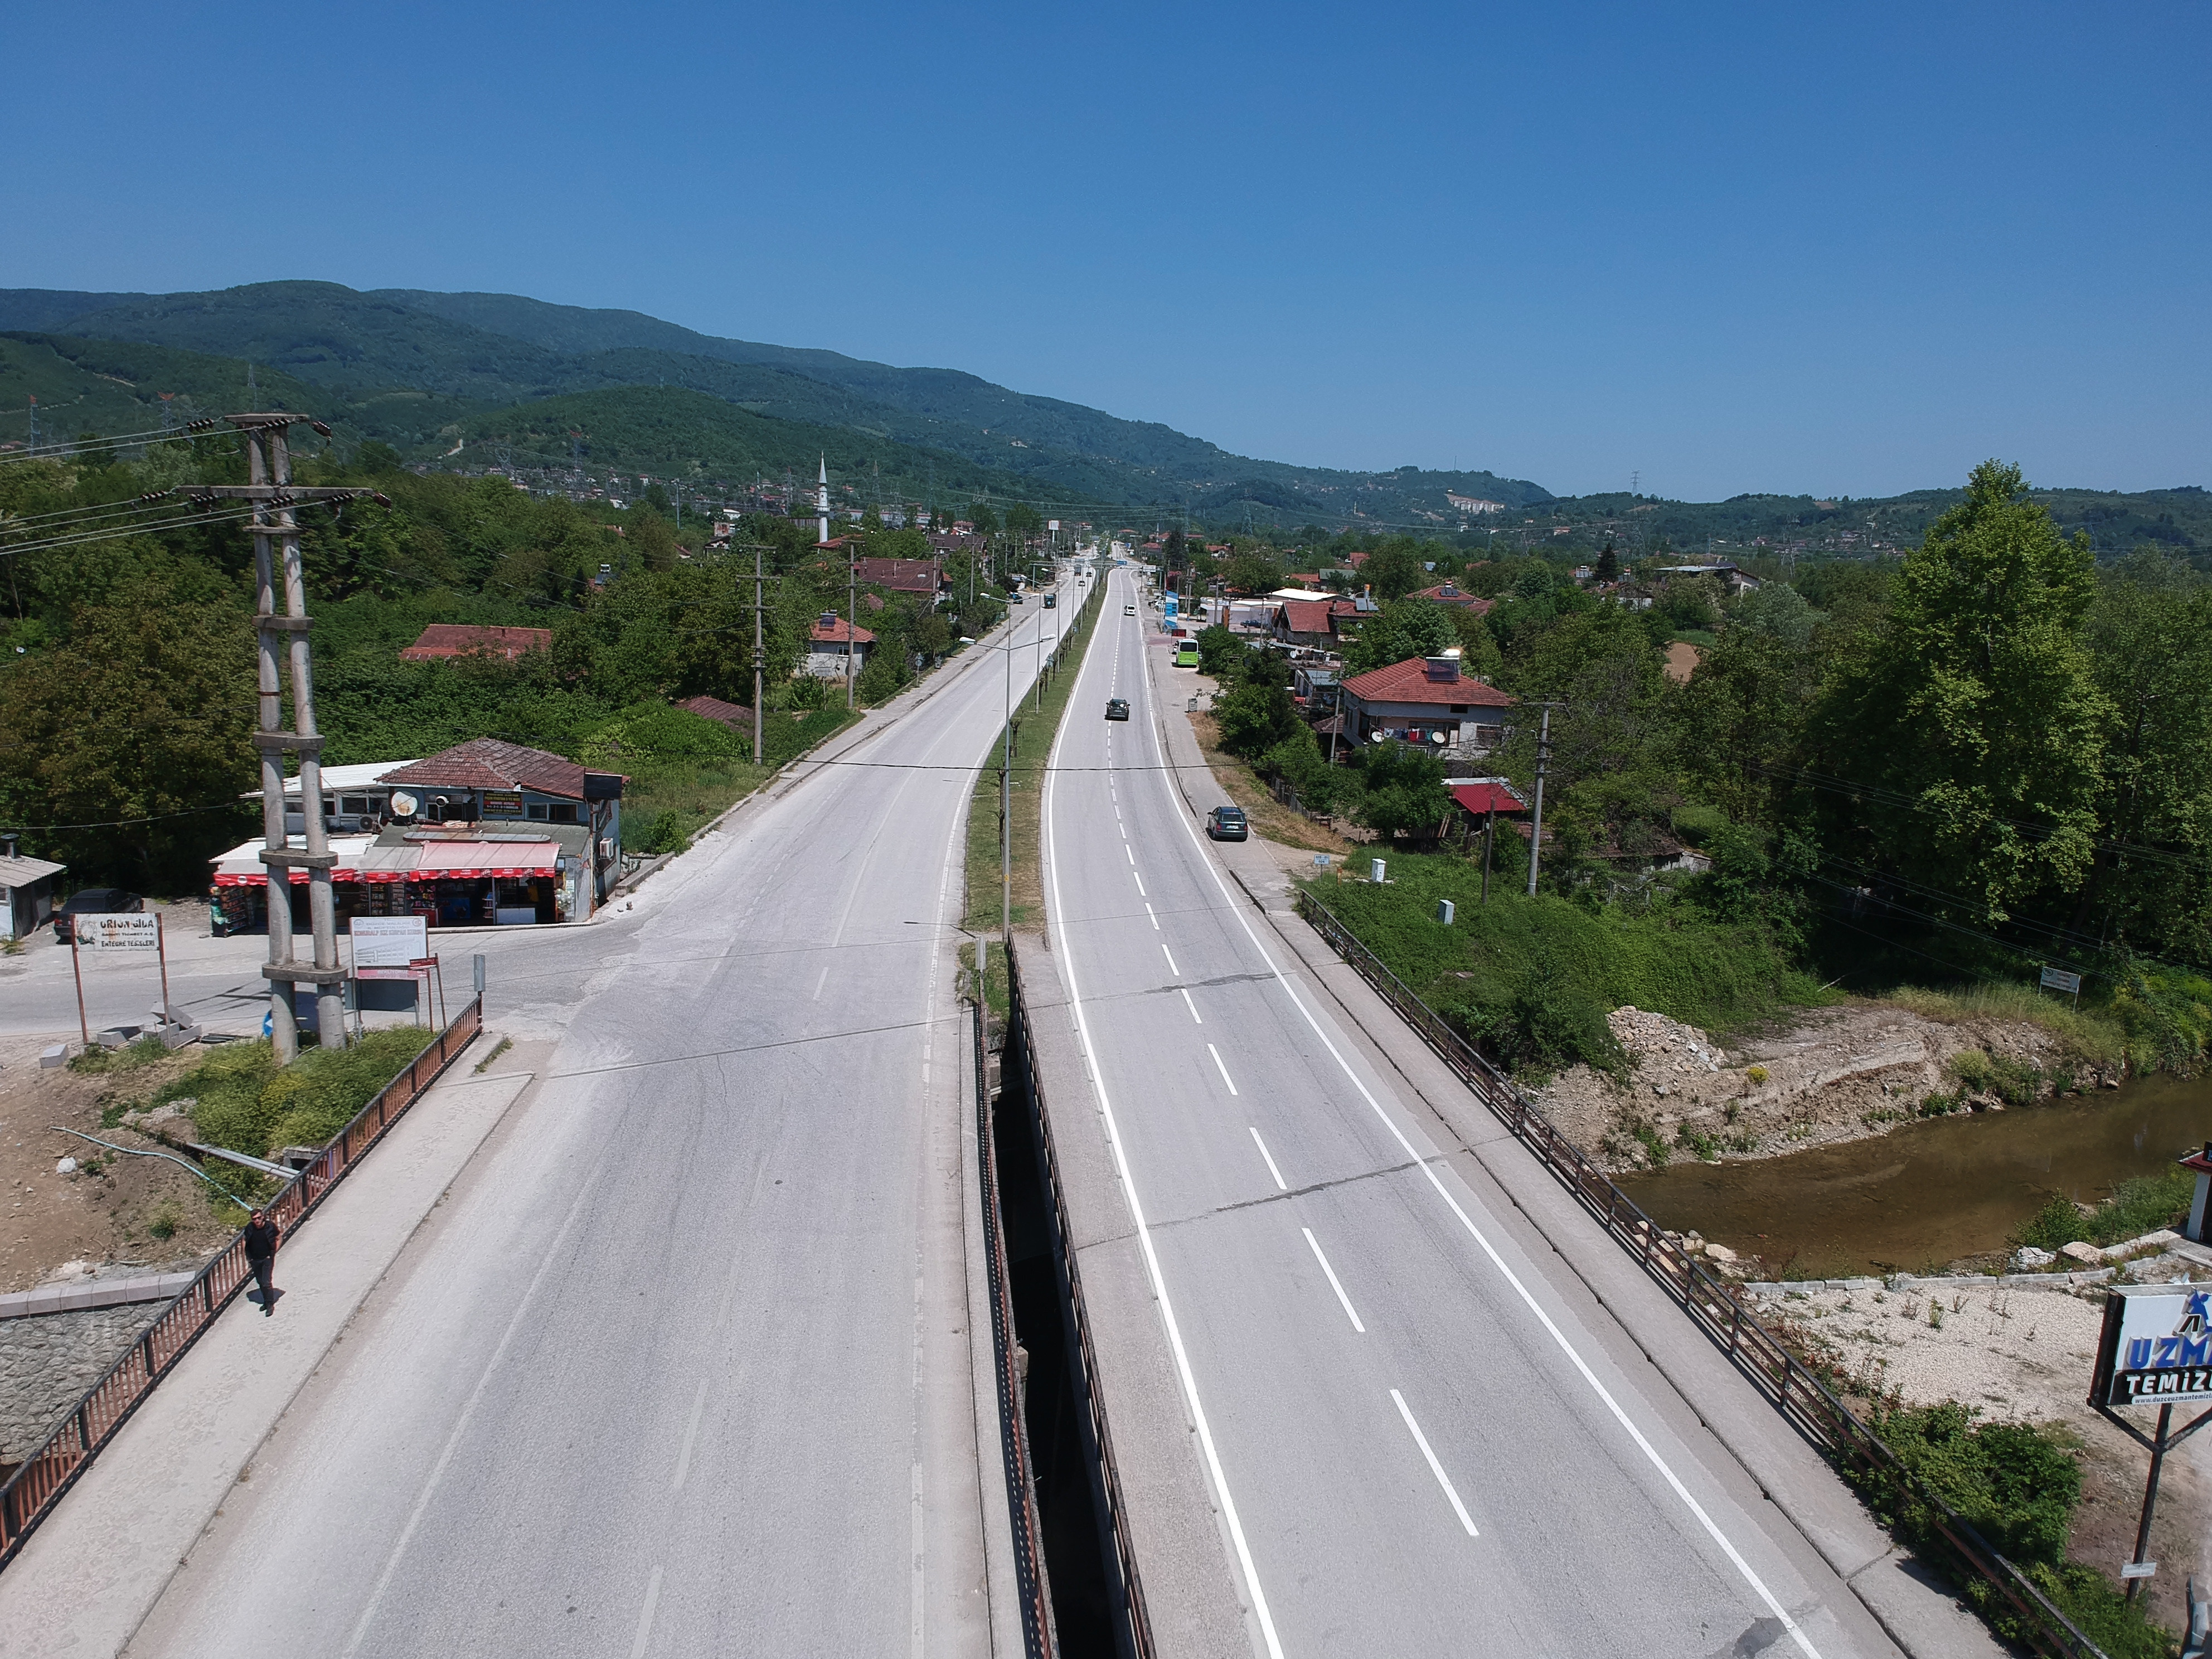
[[341, 796, 371, 816], [528, 803, 550, 821], [550, 804, 579, 824]]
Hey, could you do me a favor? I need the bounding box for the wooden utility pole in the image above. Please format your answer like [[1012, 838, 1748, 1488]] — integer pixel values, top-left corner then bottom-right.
[[203, 416, 370, 1058]]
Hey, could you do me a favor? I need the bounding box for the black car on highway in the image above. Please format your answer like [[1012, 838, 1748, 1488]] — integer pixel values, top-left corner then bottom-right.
[[54, 887, 144, 942], [1105, 698, 1130, 721], [1206, 806, 1248, 841]]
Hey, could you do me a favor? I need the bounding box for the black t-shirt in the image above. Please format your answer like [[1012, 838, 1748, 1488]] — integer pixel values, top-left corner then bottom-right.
[[244, 1218, 279, 1262]]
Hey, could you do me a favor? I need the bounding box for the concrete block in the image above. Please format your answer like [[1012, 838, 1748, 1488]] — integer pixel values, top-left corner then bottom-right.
[[40, 1043, 67, 1069]]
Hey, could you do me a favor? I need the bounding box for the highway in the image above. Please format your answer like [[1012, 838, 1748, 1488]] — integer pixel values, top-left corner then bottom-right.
[[120, 572, 1083, 1659], [1040, 566, 1891, 1657]]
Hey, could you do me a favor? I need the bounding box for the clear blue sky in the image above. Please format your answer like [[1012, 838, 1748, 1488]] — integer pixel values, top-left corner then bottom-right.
[[5, 1, 2204, 501]]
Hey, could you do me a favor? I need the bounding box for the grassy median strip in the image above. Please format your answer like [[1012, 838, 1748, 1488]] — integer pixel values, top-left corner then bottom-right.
[[963, 580, 1108, 933]]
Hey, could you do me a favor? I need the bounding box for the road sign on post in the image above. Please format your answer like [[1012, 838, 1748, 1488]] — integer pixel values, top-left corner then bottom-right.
[[2040, 965, 2083, 1007], [2090, 1287, 2212, 1599]]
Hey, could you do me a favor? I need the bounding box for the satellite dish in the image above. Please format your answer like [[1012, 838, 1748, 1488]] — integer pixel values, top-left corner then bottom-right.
[[1370, 731, 1386, 744], [1430, 731, 1447, 744], [389, 792, 419, 818]]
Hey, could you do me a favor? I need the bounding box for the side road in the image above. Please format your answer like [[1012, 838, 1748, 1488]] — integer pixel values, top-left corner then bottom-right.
[[1141, 636, 2007, 1659], [0, 1046, 529, 1659]]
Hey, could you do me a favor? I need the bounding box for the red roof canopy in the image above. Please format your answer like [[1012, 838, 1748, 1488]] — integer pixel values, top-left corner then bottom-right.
[[810, 617, 876, 645], [1449, 781, 1527, 816]]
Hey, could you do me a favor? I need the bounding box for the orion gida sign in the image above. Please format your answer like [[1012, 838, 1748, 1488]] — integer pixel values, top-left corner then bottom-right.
[[2092, 1287, 2212, 1408]]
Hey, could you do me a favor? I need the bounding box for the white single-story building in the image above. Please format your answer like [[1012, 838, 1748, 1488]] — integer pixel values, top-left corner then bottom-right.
[[1338, 652, 1516, 755], [0, 836, 64, 940], [806, 614, 875, 678]]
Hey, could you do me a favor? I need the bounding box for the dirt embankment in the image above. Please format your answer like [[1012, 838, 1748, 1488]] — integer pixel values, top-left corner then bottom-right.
[[1537, 1001, 2113, 1173], [0, 1037, 231, 1294]]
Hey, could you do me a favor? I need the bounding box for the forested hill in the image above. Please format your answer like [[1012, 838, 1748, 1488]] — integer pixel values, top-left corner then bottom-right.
[[0, 281, 1550, 519]]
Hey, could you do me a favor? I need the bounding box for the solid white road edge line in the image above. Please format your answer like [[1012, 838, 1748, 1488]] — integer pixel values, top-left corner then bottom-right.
[[1207, 1042, 1240, 1096], [628, 1564, 665, 1659], [1249, 1126, 1288, 1191], [1139, 596, 1825, 1659], [1302, 1228, 1366, 1333], [1181, 988, 1202, 1023], [1390, 1390, 1477, 1537], [1043, 572, 1287, 1659]]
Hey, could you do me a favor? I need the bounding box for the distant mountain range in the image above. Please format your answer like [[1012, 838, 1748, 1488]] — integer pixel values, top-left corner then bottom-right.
[[0, 280, 2204, 556], [0, 280, 1548, 525]]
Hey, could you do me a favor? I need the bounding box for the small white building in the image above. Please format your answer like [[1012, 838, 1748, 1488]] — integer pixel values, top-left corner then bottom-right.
[[805, 614, 875, 678], [0, 835, 64, 941]]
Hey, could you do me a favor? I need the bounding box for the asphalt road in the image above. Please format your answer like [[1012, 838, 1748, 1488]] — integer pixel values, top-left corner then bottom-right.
[[121, 573, 1084, 1659], [1040, 567, 1894, 1658]]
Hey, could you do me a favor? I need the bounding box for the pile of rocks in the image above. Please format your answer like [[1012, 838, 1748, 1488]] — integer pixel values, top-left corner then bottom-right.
[[1608, 1007, 1730, 1097]]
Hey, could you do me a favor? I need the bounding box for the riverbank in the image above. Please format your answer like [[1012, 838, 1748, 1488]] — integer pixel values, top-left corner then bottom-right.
[[1536, 994, 2128, 1175]]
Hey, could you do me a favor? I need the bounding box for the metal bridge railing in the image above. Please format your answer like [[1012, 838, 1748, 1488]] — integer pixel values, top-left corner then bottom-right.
[[1293, 890, 2109, 1659], [973, 992, 1058, 1657], [0, 996, 483, 1572], [1006, 944, 1156, 1659]]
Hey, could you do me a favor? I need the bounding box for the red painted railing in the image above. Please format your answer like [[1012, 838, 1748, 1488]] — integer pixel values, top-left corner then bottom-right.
[[0, 997, 482, 1571]]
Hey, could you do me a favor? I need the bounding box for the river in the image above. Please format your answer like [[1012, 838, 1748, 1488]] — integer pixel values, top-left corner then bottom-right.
[[1614, 1072, 2212, 1278]]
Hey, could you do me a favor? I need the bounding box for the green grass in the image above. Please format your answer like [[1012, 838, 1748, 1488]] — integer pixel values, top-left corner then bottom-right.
[[1848, 1403, 2177, 1658], [152, 1028, 435, 1163], [1883, 982, 2127, 1069], [2013, 1166, 2198, 1251], [1307, 854, 1826, 1075], [619, 705, 860, 855], [67, 1034, 171, 1075], [962, 581, 1107, 932]]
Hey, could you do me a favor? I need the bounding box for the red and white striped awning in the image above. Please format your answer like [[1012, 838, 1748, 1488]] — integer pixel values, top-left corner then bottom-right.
[[411, 840, 559, 880]]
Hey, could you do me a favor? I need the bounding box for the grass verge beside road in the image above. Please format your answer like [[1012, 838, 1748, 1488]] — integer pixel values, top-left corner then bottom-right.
[[623, 705, 860, 854], [962, 581, 1106, 933]]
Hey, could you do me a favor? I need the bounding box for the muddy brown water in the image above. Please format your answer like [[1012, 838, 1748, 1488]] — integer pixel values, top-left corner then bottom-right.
[[1614, 1073, 2212, 1278]]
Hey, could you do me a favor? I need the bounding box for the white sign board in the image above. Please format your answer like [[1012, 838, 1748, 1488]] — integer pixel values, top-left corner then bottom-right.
[[77, 914, 158, 952], [350, 915, 429, 973], [2040, 966, 2083, 995], [2093, 1287, 2212, 1406]]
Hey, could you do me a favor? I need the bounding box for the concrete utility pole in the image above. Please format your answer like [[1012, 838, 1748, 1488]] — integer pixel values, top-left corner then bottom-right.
[[1526, 705, 1555, 897], [206, 415, 371, 1059], [752, 541, 766, 768], [847, 538, 858, 711]]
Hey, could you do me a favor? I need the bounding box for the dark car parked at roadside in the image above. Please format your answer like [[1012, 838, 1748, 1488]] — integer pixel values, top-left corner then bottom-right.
[[1206, 806, 1248, 841], [54, 888, 144, 942]]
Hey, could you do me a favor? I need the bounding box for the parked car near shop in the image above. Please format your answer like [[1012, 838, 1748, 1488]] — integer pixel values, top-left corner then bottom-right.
[[54, 887, 144, 942]]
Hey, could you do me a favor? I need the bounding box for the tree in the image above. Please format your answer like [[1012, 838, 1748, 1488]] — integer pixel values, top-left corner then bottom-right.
[[0, 566, 256, 890], [1222, 551, 1284, 595], [1193, 623, 1244, 679], [1811, 461, 2108, 920], [1360, 541, 1427, 601], [1729, 582, 1823, 651], [1593, 542, 1619, 585], [1212, 677, 1302, 759], [1341, 596, 1454, 676], [1351, 742, 1453, 843]]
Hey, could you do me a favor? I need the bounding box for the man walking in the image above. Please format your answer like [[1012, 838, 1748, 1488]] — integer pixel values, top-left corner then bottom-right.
[[243, 1208, 281, 1316]]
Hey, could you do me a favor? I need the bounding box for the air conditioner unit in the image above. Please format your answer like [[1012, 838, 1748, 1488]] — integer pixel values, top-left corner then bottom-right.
[[598, 838, 615, 860]]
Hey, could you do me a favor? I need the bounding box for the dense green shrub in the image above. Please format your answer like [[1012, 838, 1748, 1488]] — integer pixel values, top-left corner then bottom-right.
[[172, 1027, 433, 1160], [1309, 853, 1822, 1074], [2112, 964, 2212, 1073], [2013, 1167, 2197, 1251], [1851, 1403, 2174, 1659]]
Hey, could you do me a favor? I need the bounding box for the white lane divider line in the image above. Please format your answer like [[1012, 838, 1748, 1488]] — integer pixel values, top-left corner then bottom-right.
[[1162, 943, 1179, 974], [1303, 1228, 1366, 1331], [1133, 871, 1147, 897], [1249, 1126, 1288, 1190], [629, 1564, 666, 1658], [1180, 987, 1202, 1023], [1207, 1042, 1239, 1095], [1147, 707, 1825, 1659], [1144, 903, 1158, 930], [1391, 1390, 1478, 1537], [1125, 843, 1135, 865], [670, 1377, 709, 1491]]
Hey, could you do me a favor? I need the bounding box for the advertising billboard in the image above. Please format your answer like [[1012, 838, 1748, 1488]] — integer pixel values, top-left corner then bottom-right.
[[2091, 1287, 2212, 1408], [351, 915, 430, 981], [76, 914, 158, 951]]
